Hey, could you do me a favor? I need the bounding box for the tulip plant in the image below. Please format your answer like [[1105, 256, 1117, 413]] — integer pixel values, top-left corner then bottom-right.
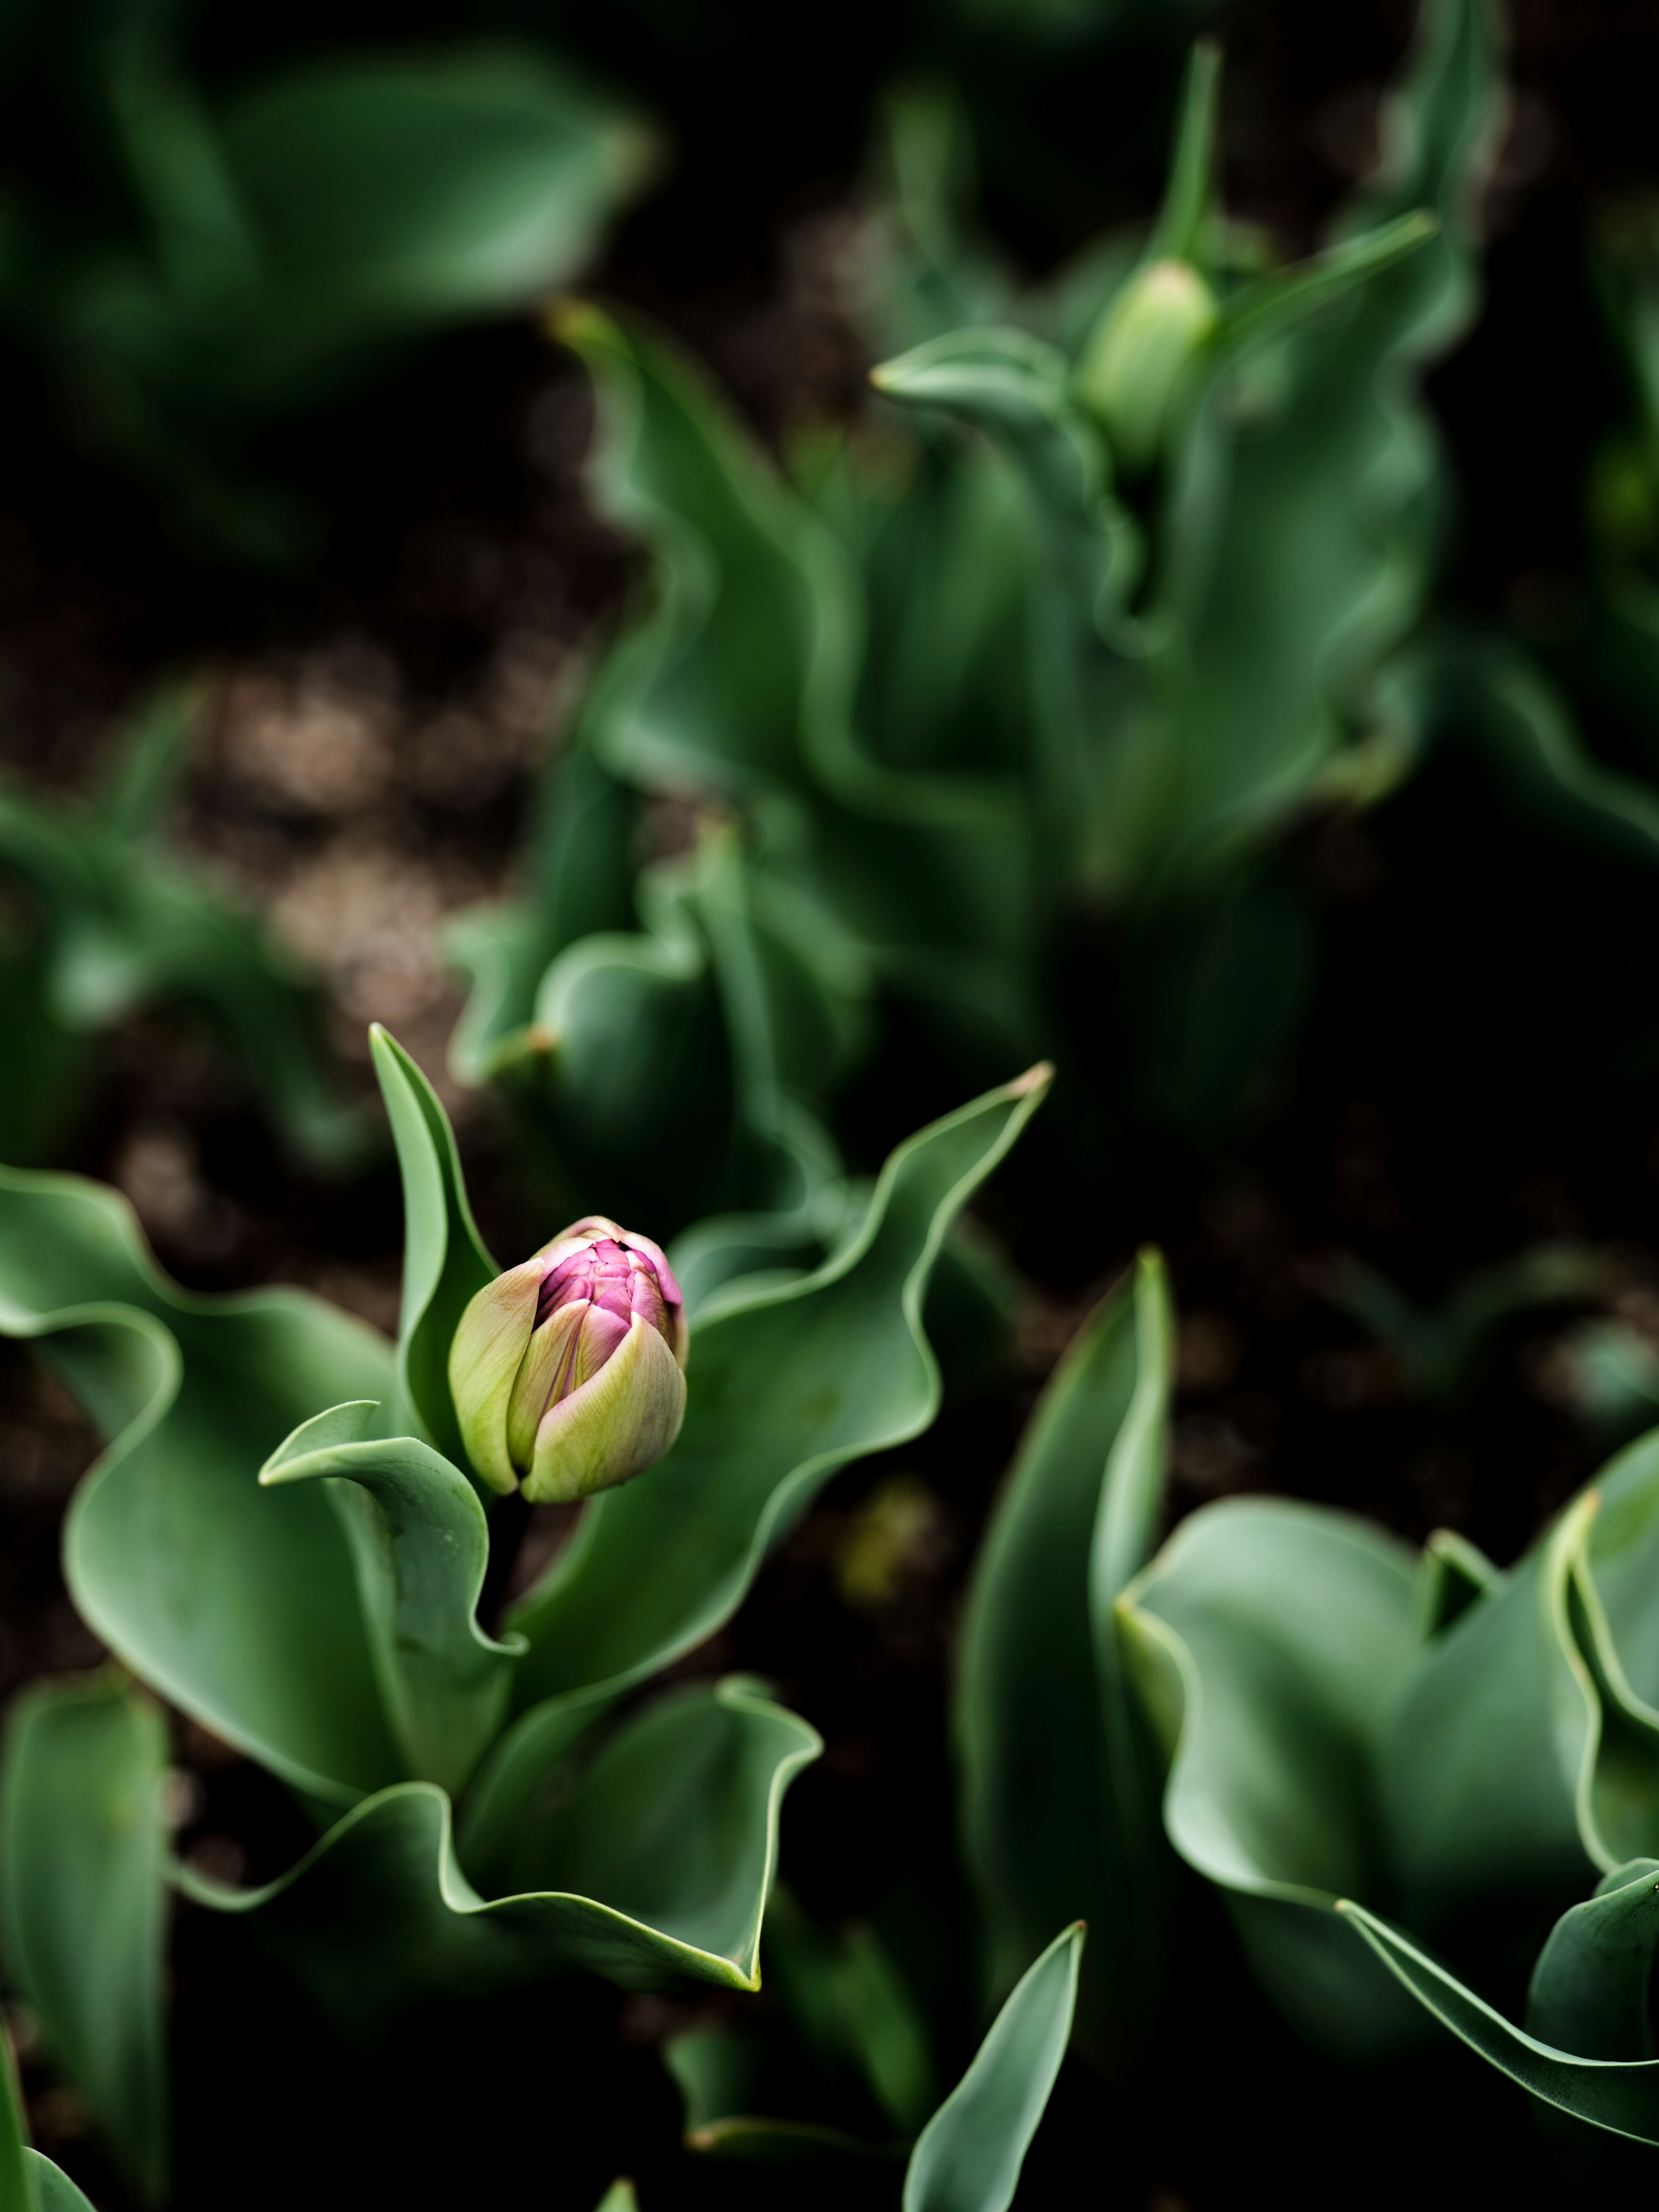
[[0, 1024, 1048, 2200], [964, 1248, 1659, 2159], [450, 0, 1496, 1231]]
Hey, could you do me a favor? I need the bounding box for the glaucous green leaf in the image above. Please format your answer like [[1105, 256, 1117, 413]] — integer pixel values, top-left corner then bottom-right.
[[1343, 1898, 1659, 2144], [1452, 646, 1659, 868], [958, 1251, 1173, 2067], [901, 1920, 1083, 2212], [222, 48, 652, 325], [1119, 1496, 1427, 2052], [460, 1063, 1050, 1871], [259, 1401, 524, 1796], [1528, 1856, 1659, 2061], [0, 1673, 168, 2200], [1381, 1495, 1602, 1925], [0, 1162, 399, 1801], [180, 1679, 819, 2022], [369, 1026, 496, 1466], [25, 2155, 100, 2212]]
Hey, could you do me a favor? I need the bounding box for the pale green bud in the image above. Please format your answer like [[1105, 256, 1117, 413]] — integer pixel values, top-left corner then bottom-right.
[[1074, 258, 1218, 472], [448, 1216, 688, 1505]]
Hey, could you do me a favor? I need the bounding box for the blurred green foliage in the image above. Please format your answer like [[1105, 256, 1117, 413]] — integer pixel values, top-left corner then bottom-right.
[[0, 0, 652, 555]]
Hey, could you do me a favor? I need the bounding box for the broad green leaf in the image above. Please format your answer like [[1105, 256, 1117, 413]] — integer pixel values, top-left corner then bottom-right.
[[456, 304, 1038, 1150], [901, 1921, 1083, 2212], [1342, 1898, 1659, 2144], [370, 1026, 496, 1465], [260, 1402, 524, 1796], [0, 1163, 399, 1801], [223, 49, 652, 325], [1119, 1496, 1425, 2051], [1139, 0, 1496, 878], [447, 741, 637, 1087], [1527, 1857, 1659, 2174], [1417, 1527, 1504, 1636], [1381, 1490, 1646, 1917], [461, 1065, 1050, 1871], [180, 1680, 819, 2019], [0, 1674, 168, 2200], [1528, 1857, 1659, 2060], [516, 830, 851, 1244], [25, 2155, 100, 2212], [1213, 212, 1439, 362], [761, 1885, 936, 2132], [1124, 1498, 1418, 1903], [592, 2186, 638, 2212], [553, 298, 830, 812], [1580, 1431, 1659, 1684], [958, 1251, 1173, 2067]]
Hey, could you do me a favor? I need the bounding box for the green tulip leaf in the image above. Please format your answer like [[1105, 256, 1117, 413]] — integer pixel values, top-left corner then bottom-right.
[[518, 829, 849, 1246], [1417, 1527, 1504, 1635], [180, 1679, 819, 2020], [901, 1920, 1083, 2212], [1213, 210, 1440, 363], [1341, 1897, 1659, 2144], [958, 1251, 1173, 2066], [1137, 0, 1496, 878], [369, 1025, 496, 1466], [447, 740, 638, 1087], [25, 2156, 100, 2212], [1119, 1496, 1426, 2051], [0, 1162, 400, 1801], [761, 1884, 937, 2133], [259, 1401, 525, 1796], [0, 1673, 168, 2201], [1123, 1497, 1419, 1904], [461, 1063, 1050, 1870], [1452, 647, 1659, 868], [222, 48, 652, 326], [1528, 1857, 1659, 2061], [1381, 1496, 1604, 1922]]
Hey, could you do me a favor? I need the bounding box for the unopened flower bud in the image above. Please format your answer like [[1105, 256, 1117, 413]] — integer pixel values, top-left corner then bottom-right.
[[1074, 258, 1217, 472], [449, 1216, 688, 1504]]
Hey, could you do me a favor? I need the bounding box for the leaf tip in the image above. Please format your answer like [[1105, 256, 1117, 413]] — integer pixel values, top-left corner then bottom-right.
[[1007, 1060, 1055, 1101]]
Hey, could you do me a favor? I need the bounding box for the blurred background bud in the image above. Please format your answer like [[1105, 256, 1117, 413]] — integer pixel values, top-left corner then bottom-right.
[[1075, 258, 1217, 472]]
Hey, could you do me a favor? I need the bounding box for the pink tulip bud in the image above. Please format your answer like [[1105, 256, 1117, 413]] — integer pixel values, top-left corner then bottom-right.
[[449, 1216, 687, 1504]]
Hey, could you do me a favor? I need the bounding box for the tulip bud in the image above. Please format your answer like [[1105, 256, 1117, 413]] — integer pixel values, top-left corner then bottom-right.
[[449, 1216, 688, 1505], [1074, 258, 1217, 473]]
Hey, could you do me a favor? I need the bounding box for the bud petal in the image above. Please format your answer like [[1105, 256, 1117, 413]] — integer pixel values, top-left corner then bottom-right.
[[523, 1314, 688, 1505], [1074, 258, 1217, 471], [448, 1255, 545, 1496]]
